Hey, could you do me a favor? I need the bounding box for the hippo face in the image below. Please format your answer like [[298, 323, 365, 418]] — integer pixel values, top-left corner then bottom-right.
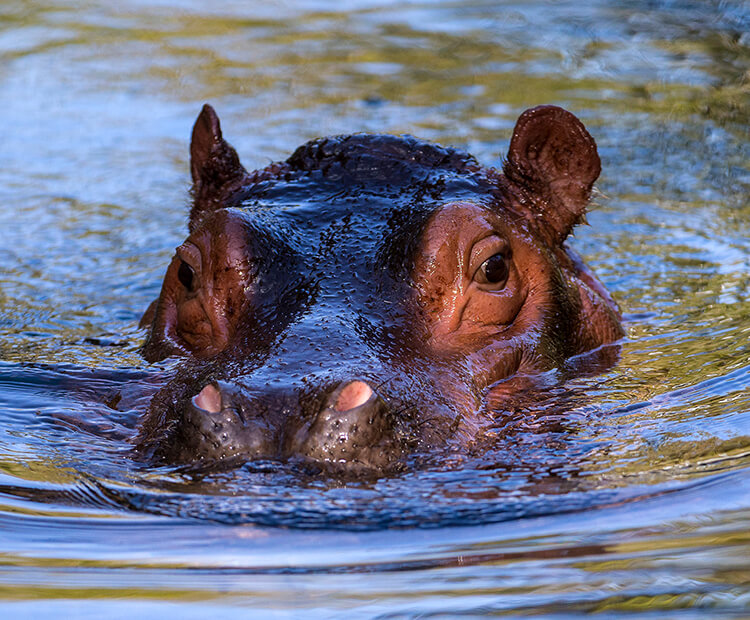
[[136, 104, 623, 472]]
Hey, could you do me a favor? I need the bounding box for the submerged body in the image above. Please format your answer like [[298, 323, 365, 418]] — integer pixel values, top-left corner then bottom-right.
[[137, 104, 623, 472]]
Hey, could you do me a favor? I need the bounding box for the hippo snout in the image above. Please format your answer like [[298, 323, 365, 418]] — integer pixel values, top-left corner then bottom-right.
[[179, 379, 401, 469], [181, 381, 273, 462], [294, 380, 402, 468]]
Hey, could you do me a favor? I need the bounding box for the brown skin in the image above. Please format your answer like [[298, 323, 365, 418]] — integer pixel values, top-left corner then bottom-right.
[[141, 211, 255, 358], [414, 201, 621, 440], [136, 104, 623, 472]]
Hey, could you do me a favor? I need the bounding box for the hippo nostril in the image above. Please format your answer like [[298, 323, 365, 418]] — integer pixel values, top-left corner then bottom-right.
[[334, 380, 374, 412], [193, 383, 222, 414]]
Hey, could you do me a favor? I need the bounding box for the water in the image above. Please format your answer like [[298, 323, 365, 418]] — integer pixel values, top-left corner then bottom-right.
[[1, 0, 750, 616]]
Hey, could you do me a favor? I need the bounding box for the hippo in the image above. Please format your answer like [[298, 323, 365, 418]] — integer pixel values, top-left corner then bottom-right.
[[135, 103, 623, 473]]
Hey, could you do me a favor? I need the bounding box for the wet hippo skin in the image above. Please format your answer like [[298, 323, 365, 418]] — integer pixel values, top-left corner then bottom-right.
[[136, 103, 624, 472]]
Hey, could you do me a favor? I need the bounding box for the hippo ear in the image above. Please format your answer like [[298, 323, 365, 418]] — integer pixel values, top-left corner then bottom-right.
[[503, 105, 601, 245], [189, 104, 248, 226]]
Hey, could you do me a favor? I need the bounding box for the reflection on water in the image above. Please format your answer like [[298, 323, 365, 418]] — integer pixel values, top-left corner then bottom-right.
[[1, 0, 749, 615]]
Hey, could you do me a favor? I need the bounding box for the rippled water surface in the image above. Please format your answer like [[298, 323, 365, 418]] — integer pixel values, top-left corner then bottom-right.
[[1, 0, 750, 616]]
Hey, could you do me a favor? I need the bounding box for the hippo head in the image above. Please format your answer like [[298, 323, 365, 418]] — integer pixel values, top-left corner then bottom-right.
[[135, 104, 623, 473]]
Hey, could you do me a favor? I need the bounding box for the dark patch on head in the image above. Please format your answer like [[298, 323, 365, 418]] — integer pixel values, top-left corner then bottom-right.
[[286, 133, 481, 180], [225, 134, 493, 206], [233, 135, 498, 281]]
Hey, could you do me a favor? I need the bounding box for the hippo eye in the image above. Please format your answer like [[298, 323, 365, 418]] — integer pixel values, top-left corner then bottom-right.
[[178, 260, 195, 291], [476, 253, 509, 286]]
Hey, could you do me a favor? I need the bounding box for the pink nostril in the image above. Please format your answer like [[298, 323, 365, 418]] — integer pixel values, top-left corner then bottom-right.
[[193, 383, 222, 413], [334, 380, 374, 412]]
